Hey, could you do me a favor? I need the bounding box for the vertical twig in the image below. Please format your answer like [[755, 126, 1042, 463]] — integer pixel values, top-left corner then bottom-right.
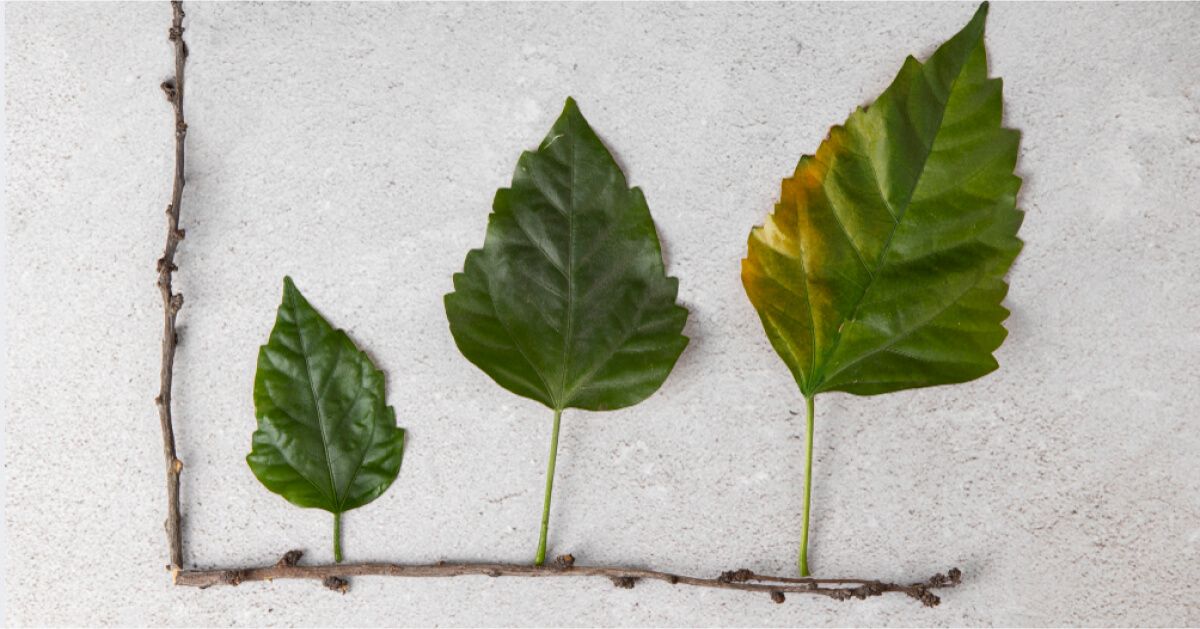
[[155, 0, 188, 573]]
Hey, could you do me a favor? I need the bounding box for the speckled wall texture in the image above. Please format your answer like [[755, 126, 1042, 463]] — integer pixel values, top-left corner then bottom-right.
[[5, 2, 1199, 626]]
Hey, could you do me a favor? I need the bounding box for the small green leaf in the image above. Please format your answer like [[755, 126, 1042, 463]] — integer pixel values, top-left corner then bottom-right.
[[742, 3, 1022, 575], [445, 98, 688, 564], [247, 276, 405, 562]]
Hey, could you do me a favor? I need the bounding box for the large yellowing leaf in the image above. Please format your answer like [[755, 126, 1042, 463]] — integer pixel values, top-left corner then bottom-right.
[[741, 3, 1023, 575], [743, 3, 1022, 399]]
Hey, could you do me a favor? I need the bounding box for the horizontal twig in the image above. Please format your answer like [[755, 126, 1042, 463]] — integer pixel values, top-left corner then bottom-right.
[[175, 551, 960, 606]]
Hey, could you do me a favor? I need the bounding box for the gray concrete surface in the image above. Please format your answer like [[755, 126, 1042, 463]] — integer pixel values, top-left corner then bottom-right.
[[5, 2, 1200, 626]]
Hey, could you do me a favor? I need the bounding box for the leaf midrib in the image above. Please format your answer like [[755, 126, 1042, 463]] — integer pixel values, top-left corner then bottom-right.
[[555, 114, 578, 412], [811, 51, 975, 394], [287, 289, 346, 511]]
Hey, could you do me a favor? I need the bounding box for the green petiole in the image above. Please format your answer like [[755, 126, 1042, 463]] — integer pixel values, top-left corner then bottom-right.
[[799, 395, 815, 577], [535, 408, 563, 566], [333, 511, 343, 563]]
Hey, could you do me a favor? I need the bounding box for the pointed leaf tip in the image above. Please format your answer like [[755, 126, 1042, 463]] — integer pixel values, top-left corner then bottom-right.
[[965, 2, 989, 36], [281, 276, 303, 303], [558, 97, 585, 127]]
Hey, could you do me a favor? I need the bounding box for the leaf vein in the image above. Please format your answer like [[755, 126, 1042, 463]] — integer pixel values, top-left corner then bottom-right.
[[286, 288, 339, 506]]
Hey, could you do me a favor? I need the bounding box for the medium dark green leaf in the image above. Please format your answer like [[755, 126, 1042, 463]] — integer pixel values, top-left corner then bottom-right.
[[445, 98, 689, 413], [247, 277, 404, 560], [444, 98, 688, 565]]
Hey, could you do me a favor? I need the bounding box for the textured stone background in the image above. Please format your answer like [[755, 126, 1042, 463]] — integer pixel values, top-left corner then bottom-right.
[[5, 2, 1199, 626]]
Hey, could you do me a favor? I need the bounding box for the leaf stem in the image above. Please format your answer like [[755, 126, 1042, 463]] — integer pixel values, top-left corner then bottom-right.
[[535, 408, 563, 566], [333, 512, 343, 564], [799, 395, 815, 577]]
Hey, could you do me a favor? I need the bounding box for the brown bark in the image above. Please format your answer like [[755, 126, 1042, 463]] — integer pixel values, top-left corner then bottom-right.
[[154, 0, 188, 572], [175, 552, 960, 606]]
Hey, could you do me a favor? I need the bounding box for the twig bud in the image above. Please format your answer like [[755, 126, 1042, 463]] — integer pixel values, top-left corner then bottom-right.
[[322, 576, 349, 593], [276, 550, 304, 568], [609, 576, 637, 589]]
